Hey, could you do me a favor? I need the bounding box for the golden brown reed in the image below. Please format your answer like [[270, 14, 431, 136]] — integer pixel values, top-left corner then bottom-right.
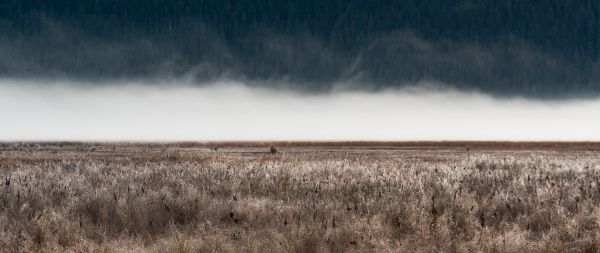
[[0, 142, 599, 252]]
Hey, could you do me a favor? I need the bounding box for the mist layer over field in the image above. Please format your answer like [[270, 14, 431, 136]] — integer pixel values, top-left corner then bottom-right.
[[1, 80, 599, 141]]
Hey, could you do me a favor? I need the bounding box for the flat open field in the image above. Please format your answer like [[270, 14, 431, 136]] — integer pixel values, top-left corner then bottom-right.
[[1, 142, 600, 252]]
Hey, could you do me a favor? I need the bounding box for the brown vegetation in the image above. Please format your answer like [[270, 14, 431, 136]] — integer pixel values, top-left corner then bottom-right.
[[0, 142, 599, 252]]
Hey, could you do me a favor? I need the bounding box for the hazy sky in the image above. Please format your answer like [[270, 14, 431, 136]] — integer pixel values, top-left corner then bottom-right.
[[1, 79, 599, 141]]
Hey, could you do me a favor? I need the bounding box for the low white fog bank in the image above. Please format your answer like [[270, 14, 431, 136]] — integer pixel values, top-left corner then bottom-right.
[[1, 79, 599, 141]]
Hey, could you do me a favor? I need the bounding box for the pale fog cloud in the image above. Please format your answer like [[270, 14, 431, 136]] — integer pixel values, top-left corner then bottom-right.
[[0, 79, 599, 141]]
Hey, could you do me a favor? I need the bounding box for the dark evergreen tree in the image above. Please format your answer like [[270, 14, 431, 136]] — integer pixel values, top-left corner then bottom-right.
[[1, 0, 600, 97]]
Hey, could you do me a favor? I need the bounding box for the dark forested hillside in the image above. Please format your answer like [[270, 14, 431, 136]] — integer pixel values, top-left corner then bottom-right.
[[1, 0, 600, 97]]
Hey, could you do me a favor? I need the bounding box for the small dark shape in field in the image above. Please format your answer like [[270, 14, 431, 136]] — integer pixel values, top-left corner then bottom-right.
[[270, 145, 277, 154]]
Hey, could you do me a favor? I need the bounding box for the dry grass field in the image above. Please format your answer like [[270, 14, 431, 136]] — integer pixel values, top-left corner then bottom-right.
[[1, 142, 600, 252]]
